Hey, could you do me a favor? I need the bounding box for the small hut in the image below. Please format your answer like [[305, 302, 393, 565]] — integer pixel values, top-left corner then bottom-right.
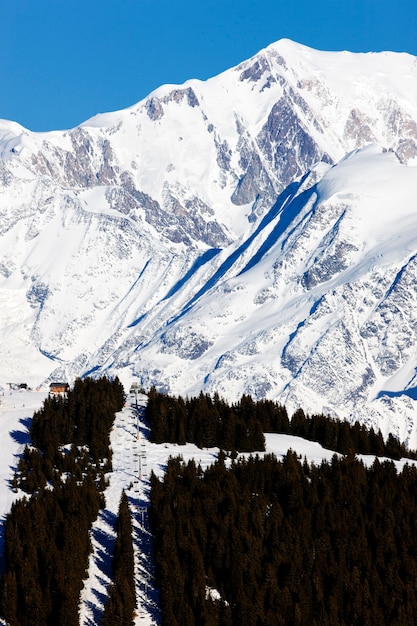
[[49, 382, 70, 398]]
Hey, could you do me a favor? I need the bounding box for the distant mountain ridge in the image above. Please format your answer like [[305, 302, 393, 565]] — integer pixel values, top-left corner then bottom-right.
[[1, 40, 417, 444]]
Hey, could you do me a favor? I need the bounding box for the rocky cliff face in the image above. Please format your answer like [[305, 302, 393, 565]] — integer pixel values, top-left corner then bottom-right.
[[1, 40, 417, 443]]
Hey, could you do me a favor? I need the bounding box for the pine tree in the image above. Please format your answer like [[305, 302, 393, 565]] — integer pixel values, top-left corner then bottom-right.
[[102, 490, 136, 625]]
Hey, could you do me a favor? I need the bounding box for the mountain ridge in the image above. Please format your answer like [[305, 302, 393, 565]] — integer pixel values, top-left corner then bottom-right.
[[1, 40, 417, 444]]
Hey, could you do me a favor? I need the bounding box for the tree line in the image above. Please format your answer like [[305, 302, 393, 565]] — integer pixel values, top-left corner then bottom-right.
[[146, 389, 415, 459], [0, 376, 129, 626], [150, 451, 417, 625], [30, 376, 125, 462]]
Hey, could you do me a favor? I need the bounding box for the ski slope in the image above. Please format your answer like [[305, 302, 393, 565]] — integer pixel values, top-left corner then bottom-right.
[[1, 388, 417, 625]]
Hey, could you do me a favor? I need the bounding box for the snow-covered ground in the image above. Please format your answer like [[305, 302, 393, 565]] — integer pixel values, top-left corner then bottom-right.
[[0, 387, 49, 570], [1, 41, 417, 441], [1, 387, 417, 625]]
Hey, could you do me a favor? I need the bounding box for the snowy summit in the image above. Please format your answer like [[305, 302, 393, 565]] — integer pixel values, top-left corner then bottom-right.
[[0, 39, 417, 443]]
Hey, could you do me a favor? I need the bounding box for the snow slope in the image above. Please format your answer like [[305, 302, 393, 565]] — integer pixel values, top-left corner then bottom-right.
[[1, 40, 417, 441]]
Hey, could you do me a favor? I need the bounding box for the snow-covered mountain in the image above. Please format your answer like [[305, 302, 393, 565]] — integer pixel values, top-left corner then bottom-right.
[[1, 39, 417, 444]]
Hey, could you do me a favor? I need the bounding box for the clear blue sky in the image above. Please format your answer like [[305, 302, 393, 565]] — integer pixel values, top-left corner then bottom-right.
[[2, 0, 416, 132]]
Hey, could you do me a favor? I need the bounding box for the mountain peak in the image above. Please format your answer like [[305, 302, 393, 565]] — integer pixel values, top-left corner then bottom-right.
[[1, 42, 417, 444]]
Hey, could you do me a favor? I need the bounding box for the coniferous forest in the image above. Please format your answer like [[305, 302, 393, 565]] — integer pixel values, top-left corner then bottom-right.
[[0, 376, 127, 626], [101, 490, 136, 626], [2, 382, 417, 626], [150, 452, 417, 626], [146, 388, 414, 459]]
